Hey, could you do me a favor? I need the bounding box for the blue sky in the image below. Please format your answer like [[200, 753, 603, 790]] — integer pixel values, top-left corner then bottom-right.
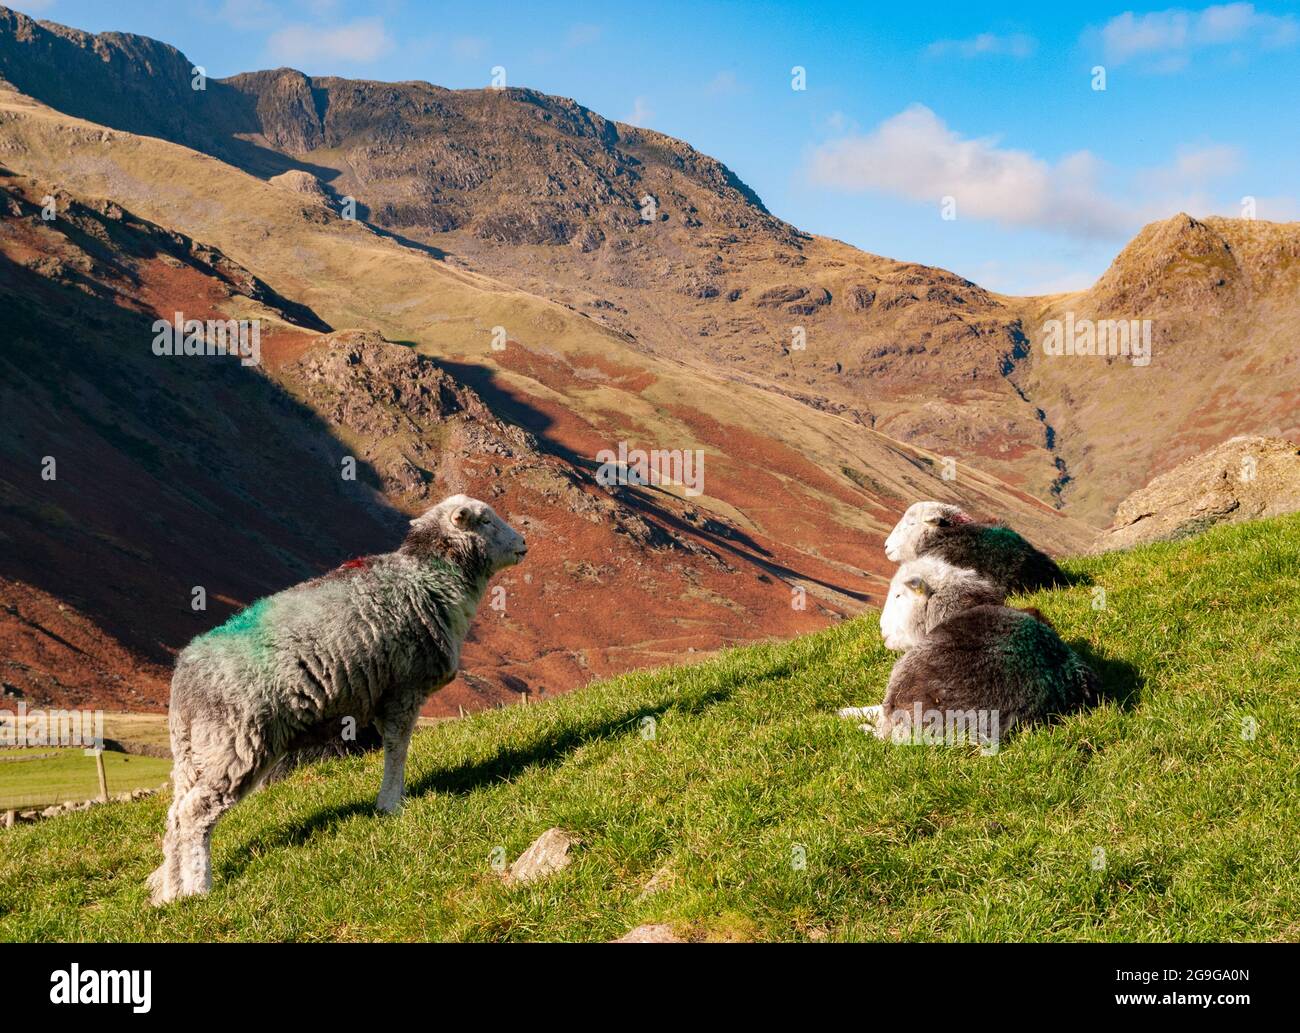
[[13, 0, 1299, 293]]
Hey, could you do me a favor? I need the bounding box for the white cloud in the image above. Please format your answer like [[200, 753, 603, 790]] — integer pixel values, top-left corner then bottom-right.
[[213, 0, 278, 31], [624, 97, 654, 128], [1098, 3, 1299, 66], [806, 105, 1275, 239], [926, 32, 1037, 59], [1021, 270, 1099, 295], [267, 18, 394, 64], [808, 104, 1130, 238], [452, 35, 488, 61], [975, 258, 1101, 296], [1141, 144, 1243, 188], [1248, 195, 1300, 220]]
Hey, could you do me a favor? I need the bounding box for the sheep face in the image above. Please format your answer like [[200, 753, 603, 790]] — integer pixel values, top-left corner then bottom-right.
[[883, 501, 970, 562], [879, 569, 931, 651], [878, 556, 1003, 651], [412, 494, 527, 573]]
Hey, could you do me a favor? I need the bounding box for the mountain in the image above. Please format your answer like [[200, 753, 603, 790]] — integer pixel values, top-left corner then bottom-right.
[[0, 11, 1094, 715], [2, 10, 1296, 528], [1, 6, 1294, 714], [1010, 214, 1300, 519], [0, 7, 1065, 505]]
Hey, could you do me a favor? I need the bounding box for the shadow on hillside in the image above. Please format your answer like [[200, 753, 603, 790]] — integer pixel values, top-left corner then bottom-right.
[[0, 243, 403, 666], [217, 685, 735, 877], [358, 219, 450, 262], [1069, 639, 1143, 711], [439, 357, 875, 606]]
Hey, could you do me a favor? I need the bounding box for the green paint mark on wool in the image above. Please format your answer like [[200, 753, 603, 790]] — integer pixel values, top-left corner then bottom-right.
[[1000, 616, 1078, 712], [978, 525, 1027, 561], [201, 597, 273, 644]]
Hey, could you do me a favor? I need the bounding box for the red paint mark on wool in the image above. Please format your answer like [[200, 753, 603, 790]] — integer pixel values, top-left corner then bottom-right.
[[340, 558, 371, 571]]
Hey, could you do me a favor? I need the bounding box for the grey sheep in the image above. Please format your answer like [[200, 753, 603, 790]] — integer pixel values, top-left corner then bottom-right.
[[149, 494, 526, 905], [883, 500, 1069, 594], [840, 556, 1097, 748]]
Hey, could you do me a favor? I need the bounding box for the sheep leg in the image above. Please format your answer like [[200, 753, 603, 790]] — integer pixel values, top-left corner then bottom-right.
[[171, 782, 239, 899], [148, 790, 189, 905], [837, 705, 883, 722], [375, 704, 421, 815], [163, 747, 264, 902], [150, 706, 197, 905]]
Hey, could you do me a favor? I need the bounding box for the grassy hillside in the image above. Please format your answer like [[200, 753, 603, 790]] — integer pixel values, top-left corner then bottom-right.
[[1, 515, 1298, 942]]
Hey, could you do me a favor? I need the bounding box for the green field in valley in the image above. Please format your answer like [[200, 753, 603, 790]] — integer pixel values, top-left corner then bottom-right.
[[0, 748, 172, 811]]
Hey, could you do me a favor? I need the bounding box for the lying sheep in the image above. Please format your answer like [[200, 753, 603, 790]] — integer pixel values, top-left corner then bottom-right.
[[882, 501, 1068, 593], [149, 494, 526, 905], [839, 557, 1097, 746]]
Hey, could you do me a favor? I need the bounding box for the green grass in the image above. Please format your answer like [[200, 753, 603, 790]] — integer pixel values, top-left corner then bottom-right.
[[2, 514, 1298, 942], [0, 749, 173, 810]]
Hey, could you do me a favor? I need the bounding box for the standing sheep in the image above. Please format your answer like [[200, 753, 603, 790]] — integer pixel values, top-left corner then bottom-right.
[[882, 500, 1069, 593], [149, 494, 526, 905], [839, 557, 1097, 746]]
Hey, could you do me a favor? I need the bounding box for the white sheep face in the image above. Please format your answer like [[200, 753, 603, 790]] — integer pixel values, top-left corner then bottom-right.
[[879, 567, 930, 651], [883, 501, 969, 562], [415, 494, 527, 572]]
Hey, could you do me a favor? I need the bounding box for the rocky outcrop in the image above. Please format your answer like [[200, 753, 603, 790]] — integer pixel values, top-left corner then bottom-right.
[[1095, 436, 1300, 550], [268, 169, 330, 205], [281, 329, 539, 503]]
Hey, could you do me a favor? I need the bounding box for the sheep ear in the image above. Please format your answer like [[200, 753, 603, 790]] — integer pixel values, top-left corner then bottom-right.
[[904, 576, 930, 597], [923, 514, 949, 527], [451, 505, 475, 529]]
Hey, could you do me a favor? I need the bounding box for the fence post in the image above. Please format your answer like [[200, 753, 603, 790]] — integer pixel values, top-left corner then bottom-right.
[[94, 749, 109, 803]]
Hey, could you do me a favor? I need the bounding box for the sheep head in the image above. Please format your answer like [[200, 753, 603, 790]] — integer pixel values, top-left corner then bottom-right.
[[883, 500, 973, 562], [402, 494, 527, 578], [878, 555, 1003, 651]]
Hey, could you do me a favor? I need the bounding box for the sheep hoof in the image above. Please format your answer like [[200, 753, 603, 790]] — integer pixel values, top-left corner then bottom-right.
[[147, 865, 174, 906], [149, 877, 182, 907], [375, 799, 403, 816]]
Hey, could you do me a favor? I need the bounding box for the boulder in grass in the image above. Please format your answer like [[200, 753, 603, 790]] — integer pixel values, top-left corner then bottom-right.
[[1096, 436, 1300, 551], [505, 827, 576, 885]]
